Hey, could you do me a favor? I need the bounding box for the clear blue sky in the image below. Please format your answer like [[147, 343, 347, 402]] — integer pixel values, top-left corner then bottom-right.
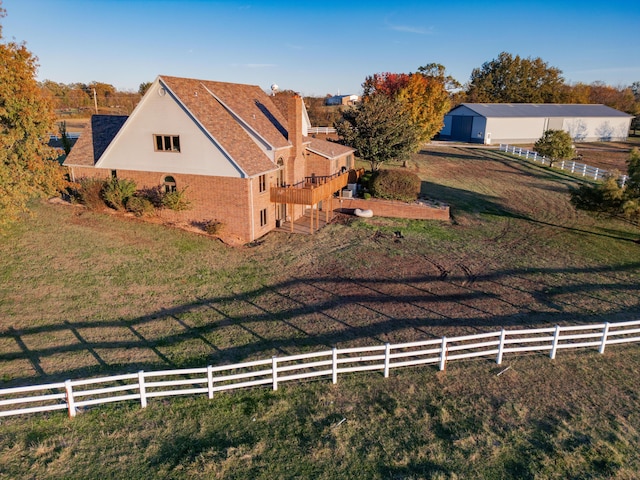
[[2, 0, 639, 96]]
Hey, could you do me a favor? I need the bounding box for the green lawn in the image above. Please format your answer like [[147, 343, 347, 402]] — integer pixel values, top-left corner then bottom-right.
[[1, 146, 639, 478]]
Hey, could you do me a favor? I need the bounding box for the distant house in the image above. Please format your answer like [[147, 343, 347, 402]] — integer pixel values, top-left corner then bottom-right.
[[325, 94, 360, 106], [64, 75, 355, 244], [439, 103, 633, 145]]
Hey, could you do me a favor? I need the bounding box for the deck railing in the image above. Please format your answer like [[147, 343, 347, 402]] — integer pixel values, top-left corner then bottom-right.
[[270, 169, 363, 205]]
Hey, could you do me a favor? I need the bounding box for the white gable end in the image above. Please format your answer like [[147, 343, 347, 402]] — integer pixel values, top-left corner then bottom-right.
[[96, 81, 244, 177]]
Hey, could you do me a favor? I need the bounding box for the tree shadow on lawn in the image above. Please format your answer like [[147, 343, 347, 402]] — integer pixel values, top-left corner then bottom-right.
[[421, 179, 638, 244], [2, 260, 640, 387], [420, 181, 508, 217]]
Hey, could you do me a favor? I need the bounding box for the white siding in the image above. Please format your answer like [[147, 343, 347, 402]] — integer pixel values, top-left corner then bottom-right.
[[484, 117, 547, 144], [96, 81, 243, 177], [563, 117, 631, 142]]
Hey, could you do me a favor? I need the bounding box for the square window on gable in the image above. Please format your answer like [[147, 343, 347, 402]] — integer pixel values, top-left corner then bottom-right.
[[154, 134, 181, 152]]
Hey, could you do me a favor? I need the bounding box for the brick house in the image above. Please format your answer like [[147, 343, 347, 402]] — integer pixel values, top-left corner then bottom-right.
[[64, 75, 356, 244]]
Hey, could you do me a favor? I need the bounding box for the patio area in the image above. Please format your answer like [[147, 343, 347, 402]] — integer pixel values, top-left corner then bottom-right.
[[274, 208, 330, 235]]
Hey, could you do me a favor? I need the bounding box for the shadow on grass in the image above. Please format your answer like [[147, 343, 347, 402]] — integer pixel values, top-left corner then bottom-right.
[[420, 181, 507, 217], [2, 260, 640, 387]]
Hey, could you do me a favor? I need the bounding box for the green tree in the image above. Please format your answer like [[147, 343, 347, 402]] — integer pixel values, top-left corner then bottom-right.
[[0, 6, 67, 228], [625, 147, 640, 198], [334, 95, 420, 172], [138, 82, 152, 96], [632, 81, 640, 100], [466, 52, 565, 103], [571, 148, 640, 224], [534, 130, 574, 167], [58, 121, 72, 155]]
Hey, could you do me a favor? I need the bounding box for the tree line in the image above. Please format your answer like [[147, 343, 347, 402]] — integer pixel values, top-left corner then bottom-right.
[[40, 52, 640, 122], [39, 80, 145, 116]]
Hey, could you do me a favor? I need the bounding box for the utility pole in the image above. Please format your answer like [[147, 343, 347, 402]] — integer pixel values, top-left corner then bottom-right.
[[93, 88, 98, 114]]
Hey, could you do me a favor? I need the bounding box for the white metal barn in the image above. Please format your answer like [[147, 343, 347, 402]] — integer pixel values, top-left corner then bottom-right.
[[439, 103, 632, 145]]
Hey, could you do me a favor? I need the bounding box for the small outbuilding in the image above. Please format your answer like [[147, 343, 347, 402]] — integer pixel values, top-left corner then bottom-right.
[[439, 103, 633, 144], [325, 94, 360, 106]]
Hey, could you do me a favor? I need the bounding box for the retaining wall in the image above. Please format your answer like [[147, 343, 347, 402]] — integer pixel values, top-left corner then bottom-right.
[[335, 197, 450, 221]]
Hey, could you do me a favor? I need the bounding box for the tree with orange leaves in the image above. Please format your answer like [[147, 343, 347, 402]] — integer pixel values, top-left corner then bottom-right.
[[0, 4, 67, 228], [362, 64, 455, 144]]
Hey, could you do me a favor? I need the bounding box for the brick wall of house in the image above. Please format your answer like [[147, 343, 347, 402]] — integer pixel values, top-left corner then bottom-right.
[[69, 166, 266, 243], [69, 166, 112, 181], [305, 152, 350, 178]]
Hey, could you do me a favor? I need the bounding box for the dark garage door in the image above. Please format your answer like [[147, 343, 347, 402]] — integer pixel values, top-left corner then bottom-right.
[[451, 116, 473, 141]]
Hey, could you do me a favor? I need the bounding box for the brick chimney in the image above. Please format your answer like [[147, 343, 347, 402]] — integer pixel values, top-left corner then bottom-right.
[[288, 94, 303, 162]]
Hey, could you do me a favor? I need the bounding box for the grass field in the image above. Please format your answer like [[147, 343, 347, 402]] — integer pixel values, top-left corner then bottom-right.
[[1, 145, 639, 478]]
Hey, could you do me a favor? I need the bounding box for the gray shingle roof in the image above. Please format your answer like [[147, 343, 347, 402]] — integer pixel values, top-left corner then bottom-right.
[[456, 103, 632, 118], [63, 115, 127, 167]]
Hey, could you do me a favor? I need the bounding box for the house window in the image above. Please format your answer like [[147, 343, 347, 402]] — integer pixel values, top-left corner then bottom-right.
[[260, 208, 267, 227], [111, 170, 117, 178], [258, 174, 266, 192], [164, 175, 177, 193], [154, 135, 181, 152]]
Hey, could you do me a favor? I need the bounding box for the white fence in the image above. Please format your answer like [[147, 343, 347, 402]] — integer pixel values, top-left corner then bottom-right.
[[2, 320, 639, 419], [499, 144, 628, 186], [307, 126, 336, 135], [49, 132, 81, 141]]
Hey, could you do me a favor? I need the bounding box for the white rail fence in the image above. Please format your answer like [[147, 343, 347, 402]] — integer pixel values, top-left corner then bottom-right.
[[49, 132, 81, 141], [2, 320, 639, 419], [499, 144, 628, 186], [307, 126, 336, 135]]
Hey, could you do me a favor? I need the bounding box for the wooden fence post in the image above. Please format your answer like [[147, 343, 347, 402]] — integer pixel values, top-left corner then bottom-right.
[[332, 347, 338, 384], [439, 337, 447, 371], [384, 343, 391, 378], [550, 325, 561, 360], [599, 322, 610, 354], [138, 371, 147, 408], [272, 356, 278, 391], [207, 365, 214, 399], [497, 329, 506, 365], [65, 380, 76, 418]]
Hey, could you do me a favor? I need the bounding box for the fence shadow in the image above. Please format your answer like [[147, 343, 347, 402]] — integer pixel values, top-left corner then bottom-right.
[[2, 259, 639, 387]]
